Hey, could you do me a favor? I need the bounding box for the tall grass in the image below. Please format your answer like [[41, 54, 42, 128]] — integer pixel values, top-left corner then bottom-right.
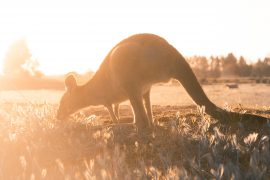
[[0, 102, 269, 179]]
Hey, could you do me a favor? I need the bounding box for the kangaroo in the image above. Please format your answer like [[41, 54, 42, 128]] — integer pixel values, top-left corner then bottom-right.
[[57, 33, 268, 129], [226, 83, 238, 89]]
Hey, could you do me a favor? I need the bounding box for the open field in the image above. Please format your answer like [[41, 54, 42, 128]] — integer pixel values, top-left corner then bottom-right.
[[0, 83, 270, 179], [1, 83, 270, 106]]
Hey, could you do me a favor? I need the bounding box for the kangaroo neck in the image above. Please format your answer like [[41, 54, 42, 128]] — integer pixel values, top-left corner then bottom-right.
[[82, 71, 111, 106]]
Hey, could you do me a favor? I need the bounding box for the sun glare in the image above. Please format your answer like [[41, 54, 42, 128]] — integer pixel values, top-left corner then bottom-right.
[[0, 0, 270, 75]]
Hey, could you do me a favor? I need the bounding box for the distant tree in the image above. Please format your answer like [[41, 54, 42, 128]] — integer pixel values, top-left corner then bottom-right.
[[209, 56, 221, 78], [262, 57, 270, 76], [251, 59, 264, 77], [264, 57, 270, 65], [3, 39, 42, 77], [3, 39, 30, 76], [187, 54, 270, 78], [187, 56, 209, 78], [196, 56, 208, 78], [238, 56, 252, 77], [221, 53, 238, 76], [251, 58, 270, 77]]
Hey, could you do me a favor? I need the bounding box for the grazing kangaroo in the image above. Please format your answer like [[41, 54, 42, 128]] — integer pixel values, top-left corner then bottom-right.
[[57, 33, 268, 129], [226, 83, 238, 89]]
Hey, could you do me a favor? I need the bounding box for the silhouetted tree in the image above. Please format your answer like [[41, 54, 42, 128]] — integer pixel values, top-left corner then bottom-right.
[[3, 39, 30, 76], [221, 53, 238, 76], [251, 59, 264, 77], [187, 54, 270, 78], [262, 57, 270, 76], [3, 39, 42, 77], [238, 56, 252, 77], [187, 56, 209, 78], [209, 56, 221, 78]]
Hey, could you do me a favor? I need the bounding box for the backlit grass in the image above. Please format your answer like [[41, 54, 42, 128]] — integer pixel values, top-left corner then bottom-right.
[[0, 102, 269, 179]]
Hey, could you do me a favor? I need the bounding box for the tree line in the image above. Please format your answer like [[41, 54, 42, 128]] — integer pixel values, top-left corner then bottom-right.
[[2, 39, 43, 78], [2, 39, 270, 79], [187, 53, 270, 78]]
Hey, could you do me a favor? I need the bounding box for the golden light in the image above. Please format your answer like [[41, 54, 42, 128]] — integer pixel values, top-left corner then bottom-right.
[[0, 0, 270, 75]]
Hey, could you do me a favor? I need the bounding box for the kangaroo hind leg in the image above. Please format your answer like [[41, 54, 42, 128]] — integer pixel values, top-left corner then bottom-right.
[[143, 90, 153, 126], [127, 90, 151, 130], [113, 103, 120, 119], [106, 105, 119, 123]]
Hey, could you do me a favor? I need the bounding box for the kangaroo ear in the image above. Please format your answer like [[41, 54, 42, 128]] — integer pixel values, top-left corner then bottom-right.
[[65, 75, 77, 91]]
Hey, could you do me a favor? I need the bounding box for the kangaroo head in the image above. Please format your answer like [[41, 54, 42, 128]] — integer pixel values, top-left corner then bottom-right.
[[57, 75, 81, 120]]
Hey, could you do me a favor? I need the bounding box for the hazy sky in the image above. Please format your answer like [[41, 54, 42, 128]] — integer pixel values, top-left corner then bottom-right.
[[0, 0, 269, 75]]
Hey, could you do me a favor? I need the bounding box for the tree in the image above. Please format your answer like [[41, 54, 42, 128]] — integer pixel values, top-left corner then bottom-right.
[[238, 56, 252, 77], [3, 39, 42, 77], [209, 56, 221, 78], [262, 57, 270, 76], [221, 53, 238, 76], [251, 59, 263, 77], [187, 56, 209, 78]]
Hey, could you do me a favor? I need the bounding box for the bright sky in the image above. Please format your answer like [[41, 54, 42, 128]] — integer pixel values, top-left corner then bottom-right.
[[0, 0, 269, 75]]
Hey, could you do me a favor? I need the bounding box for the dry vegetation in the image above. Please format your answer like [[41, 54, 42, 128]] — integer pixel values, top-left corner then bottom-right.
[[0, 85, 270, 179]]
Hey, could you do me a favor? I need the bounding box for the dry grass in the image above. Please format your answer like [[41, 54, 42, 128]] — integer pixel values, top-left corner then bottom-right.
[[0, 100, 269, 179]]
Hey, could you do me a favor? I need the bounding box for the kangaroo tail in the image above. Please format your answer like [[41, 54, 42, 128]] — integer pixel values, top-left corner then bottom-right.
[[173, 54, 268, 125]]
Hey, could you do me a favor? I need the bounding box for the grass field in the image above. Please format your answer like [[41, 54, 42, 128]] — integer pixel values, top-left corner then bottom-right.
[[0, 83, 269, 179]]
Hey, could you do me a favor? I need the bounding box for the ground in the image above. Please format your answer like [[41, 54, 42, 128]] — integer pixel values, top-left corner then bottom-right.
[[0, 83, 269, 179]]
